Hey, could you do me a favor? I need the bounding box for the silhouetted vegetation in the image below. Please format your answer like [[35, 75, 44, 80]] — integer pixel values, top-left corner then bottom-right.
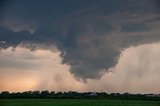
[[0, 91, 160, 101]]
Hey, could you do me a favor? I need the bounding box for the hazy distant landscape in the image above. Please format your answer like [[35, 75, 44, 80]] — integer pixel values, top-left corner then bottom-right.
[[0, 0, 160, 106]]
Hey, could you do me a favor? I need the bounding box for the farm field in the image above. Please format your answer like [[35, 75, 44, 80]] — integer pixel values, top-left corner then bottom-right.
[[0, 99, 160, 106]]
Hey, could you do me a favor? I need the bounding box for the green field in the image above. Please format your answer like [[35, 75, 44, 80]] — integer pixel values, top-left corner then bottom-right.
[[0, 99, 160, 106]]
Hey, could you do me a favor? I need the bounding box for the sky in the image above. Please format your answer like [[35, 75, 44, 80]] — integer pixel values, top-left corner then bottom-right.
[[0, 0, 160, 93]]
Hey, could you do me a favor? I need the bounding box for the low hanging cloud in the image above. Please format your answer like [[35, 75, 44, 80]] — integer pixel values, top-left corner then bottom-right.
[[0, 0, 160, 80]]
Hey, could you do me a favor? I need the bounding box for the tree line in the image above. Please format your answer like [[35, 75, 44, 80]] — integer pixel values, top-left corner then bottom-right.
[[0, 91, 160, 101]]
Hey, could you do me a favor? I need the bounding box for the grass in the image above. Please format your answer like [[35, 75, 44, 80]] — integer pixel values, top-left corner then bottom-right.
[[0, 99, 160, 106]]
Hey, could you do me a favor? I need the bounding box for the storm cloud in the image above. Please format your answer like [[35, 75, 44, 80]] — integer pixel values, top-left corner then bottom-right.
[[0, 0, 160, 80]]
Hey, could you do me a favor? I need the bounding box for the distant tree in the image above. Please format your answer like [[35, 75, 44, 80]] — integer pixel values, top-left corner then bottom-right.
[[56, 92, 62, 98], [0, 91, 160, 100], [32, 91, 40, 98], [41, 90, 49, 98], [50, 91, 55, 95], [0, 91, 10, 98]]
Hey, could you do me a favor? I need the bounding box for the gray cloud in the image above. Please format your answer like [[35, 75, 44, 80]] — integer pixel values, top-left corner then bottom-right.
[[0, 0, 160, 80]]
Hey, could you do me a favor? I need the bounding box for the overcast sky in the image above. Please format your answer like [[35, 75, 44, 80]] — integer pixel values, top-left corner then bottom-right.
[[0, 0, 160, 93]]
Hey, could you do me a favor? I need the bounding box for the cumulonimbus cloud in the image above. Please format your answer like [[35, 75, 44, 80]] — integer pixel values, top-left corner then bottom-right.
[[0, 0, 160, 80]]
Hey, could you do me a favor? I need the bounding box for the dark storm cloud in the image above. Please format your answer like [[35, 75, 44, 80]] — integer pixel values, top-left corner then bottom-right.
[[0, 0, 160, 80]]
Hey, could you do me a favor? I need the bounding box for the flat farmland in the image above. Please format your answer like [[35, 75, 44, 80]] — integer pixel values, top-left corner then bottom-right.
[[0, 99, 160, 106]]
